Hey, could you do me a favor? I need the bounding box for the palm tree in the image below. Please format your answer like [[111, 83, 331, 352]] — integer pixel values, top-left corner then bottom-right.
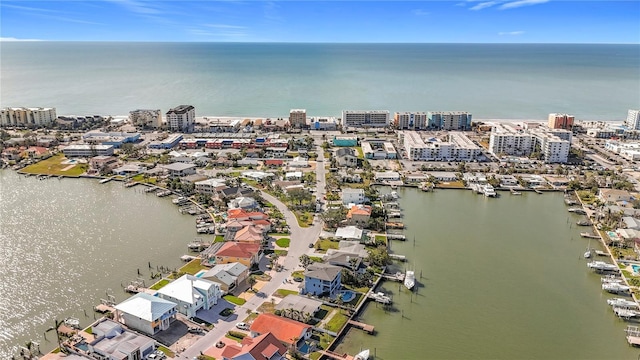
[[248, 276, 257, 291], [46, 319, 65, 353]]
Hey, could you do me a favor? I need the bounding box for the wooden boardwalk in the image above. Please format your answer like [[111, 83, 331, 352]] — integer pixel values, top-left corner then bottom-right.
[[348, 320, 375, 334], [319, 350, 354, 360]]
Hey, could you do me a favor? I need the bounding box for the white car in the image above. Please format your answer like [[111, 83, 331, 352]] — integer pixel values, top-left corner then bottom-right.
[[236, 322, 250, 331]]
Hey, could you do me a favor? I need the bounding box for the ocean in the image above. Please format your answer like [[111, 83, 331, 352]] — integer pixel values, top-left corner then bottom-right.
[[1, 42, 638, 120]]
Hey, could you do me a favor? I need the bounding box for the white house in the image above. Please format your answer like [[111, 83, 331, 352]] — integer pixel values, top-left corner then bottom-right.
[[228, 196, 259, 210], [285, 171, 303, 180], [114, 292, 177, 336], [156, 274, 222, 318], [162, 163, 196, 178], [341, 188, 365, 205], [89, 319, 156, 360], [289, 156, 309, 168], [374, 171, 401, 182]]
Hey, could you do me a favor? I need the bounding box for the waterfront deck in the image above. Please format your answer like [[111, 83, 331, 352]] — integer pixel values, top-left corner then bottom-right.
[[347, 320, 375, 334], [319, 350, 353, 360]]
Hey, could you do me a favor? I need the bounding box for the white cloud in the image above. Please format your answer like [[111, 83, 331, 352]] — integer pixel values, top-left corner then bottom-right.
[[204, 24, 247, 30], [0, 37, 42, 42], [499, 0, 549, 10], [498, 31, 525, 36], [470, 1, 501, 11], [412, 9, 430, 16]]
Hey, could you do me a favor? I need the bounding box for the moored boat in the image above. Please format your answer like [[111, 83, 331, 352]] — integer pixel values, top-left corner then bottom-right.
[[602, 282, 630, 294], [404, 270, 415, 290], [354, 349, 370, 360]]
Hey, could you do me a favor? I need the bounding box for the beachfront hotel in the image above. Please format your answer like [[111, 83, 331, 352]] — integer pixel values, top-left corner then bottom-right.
[[427, 111, 472, 131], [289, 109, 307, 129], [166, 105, 195, 133], [342, 110, 390, 128], [0, 107, 57, 127], [394, 112, 428, 130], [488, 123, 571, 163], [626, 109, 640, 130], [548, 113, 575, 130], [401, 131, 482, 161], [129, 109, 162, 128]]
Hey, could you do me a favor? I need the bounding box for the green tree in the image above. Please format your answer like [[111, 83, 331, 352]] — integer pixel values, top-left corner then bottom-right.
[[299, 254, 312, 269]]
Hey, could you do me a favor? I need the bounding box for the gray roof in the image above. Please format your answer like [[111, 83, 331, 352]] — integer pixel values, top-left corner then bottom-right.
[[305, 263, 342, 281], [163, 162, 196, 171], [335, 148, 356, 157], [203, 262, 248, 286], [114, 292, 177, 322], [275, 294, 322, 314]]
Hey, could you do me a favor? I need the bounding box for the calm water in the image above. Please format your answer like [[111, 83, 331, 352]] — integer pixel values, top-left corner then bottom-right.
[[0, 170, 201, 358], [1, 43, 639, 120], [336, 188, 639, 359]]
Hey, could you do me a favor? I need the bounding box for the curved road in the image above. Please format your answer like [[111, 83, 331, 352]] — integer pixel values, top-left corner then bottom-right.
[[181, 142, 327, 358]]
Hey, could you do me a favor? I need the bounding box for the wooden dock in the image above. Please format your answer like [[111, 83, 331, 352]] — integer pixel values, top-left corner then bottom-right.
[[386, 234, 406, 241], [626, 326, 640, 346], [381, 271, 405, 282], [386, 222, 404, 229], [319, 350, 353, 360], [347, 320, 375, 334]]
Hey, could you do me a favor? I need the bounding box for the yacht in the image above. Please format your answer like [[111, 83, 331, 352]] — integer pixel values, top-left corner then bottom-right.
[[404, 270, 416, 290], [602, 282, 631, 294], [587, 261, 618, 272], [482, 184, 497, 197], [583, 249, 591, 259], [607, 298, 639, 309], [354, 349, 370, 360]]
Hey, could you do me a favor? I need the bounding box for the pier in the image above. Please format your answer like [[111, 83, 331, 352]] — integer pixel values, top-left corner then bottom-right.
[[347, 320, 375, 334], [318, 350, 354, 360], [386, 234, 406, 241], [381, 271, 405, 282], [386, 222, 404, 229], [389, 254, 407, 261], [626, 326, 640, 346]]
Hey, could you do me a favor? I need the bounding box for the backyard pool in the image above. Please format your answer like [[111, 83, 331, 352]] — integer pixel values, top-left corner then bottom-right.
[[195, 270, 206, 278], [340, 290, 355, 302], [632, 265, 640, 274]]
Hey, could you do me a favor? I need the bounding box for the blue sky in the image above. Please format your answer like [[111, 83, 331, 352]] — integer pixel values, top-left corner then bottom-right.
[[1, 1, 638, 43]]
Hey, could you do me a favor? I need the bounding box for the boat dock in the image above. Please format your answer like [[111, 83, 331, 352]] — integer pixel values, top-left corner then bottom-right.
[[580, 232, 600, 239], [94, 304, 114, 313], [386, 234, 406, 241], [181, 254, 197, 262], [381, 271, 405, 282], [626, 326, 640, 346], [389, 254, 407, 261], [318, 350, 354, 360], [99, 177, 113, 184], [386, 222, 404, 229], [347, 320, 375, 334]]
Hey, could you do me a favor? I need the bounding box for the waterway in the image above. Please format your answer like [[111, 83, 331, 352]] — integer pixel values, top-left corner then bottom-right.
[[336, 188, 639, 359], [0, 170, 202, 358]]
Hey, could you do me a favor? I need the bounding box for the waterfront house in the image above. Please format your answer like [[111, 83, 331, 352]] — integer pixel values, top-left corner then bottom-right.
[[231, 225, 265, 244], [302, 263, 342, 298], [156, 274, 222, 318], [334, 226, 365, 242], [214, 241, 261, 267], [373, 171, 401, 182], [1, 147, 22, 161], [335, 147, 358, 167], [25, 146, 50, 159], [195, 178, 227, 195], [346, 204, 372, 227], [89, 319, 155, 360], [228, 196, 259, 210], [218, 332, 287, 360], [275, 295, 322, 322], [599, 188, 634, 204], [201, 262, 249, 294], [113, 292, 177, 336], [111, 164, 144, 176], [89, 155, 118, 175], [430, 171, 459, 182], [162, 162, 196, 178], [499, 174, 519, 187], [227, 209, 270, 221], [62, 144, 114, 157], [341, 188, 365, 205], [249, 313, 312, 349]]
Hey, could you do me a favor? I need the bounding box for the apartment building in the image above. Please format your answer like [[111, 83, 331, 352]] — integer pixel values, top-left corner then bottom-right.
[[547, 113, 575, 130], [342, 110, 389, 128], [489, 123, 571, 163], [166, 105, 195, 133], [402, 131, 482, 161], [626, 110, 640, 130], [394, 112, 427, 130], [427, 111, 472, 131], [129, 109, 162, 128], [1, 107, 57, 127], [289, 109, 307, 129]]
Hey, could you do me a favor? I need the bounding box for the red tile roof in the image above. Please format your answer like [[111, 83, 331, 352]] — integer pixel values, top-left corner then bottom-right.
[[216, 242, 260, 259], [250, 313, 311, 346]]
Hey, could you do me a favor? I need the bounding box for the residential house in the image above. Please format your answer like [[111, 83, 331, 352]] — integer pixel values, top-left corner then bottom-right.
[[275, 295, 322, 322], [499, 175, 519, 187], [227, 209, 270, 221], [599, 189, 634, 204], [25, 146, 50, 159], [217, 186, 255, 201], [162, 162, 196, 178], [201, 262, 249, 294], [341, 188, 365, 205], [89, 319, 155, 360], [264, 159, 284, 168], [89, 155, 118, 175], [334, 226, 365, 242], [623, 217, 640, 230], [218, 332, 287, 360], [288, 156, 309, 168], [242, 171, 275, 181], [214, 241, 261, 267], [249, 313, 312, 349], [302, 263, 342, 298], [373, 171, 401, 182], [228, 196, 259, 210], [156, 274, 222, 318], [229, 225, 265, 245], [113, 292, 177, 336], [335, 148, 358, 167], [429, 171, 458, 182], [284, 171, 303, 181], [346, 204, 372, 227], [1, 147, 23, 161]]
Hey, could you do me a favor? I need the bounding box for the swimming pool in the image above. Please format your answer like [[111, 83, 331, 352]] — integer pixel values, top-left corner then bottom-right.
[[195, 270, 206, 278], [632, 265, 640, 274], [340, 290, 355, 302]]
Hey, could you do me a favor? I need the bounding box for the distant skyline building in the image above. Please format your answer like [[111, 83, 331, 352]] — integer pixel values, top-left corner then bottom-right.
[[626, 109, 640, 130], [0, 107, 57, 127], [547, 113, 575, 130], [427, 111, 472, 131], [394, 112, 427, 130], [166, 105, 195, 133], [289, 109, 307, 129], [129, 109, 162, 128], [342, 110, 389, 128]]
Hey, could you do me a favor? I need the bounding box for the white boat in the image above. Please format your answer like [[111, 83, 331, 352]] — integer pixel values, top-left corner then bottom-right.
[[64, 317, 80, 328], [583, 250, 591, 259], [601, 275, 623, 283], [602, 282, 630, 293], [368, 292, 392, 304], [607, 298, 639, 309], [404, 270, 415, 290], [354, 349, 370, 360], [587, 261, 618, 272], [482, 184, 497, 197]]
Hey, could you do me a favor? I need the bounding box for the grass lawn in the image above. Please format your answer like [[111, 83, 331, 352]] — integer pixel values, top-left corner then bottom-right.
[[149, 279, 170, 290], [214, 235, 225, 243], [179, 259, 208, 275], [224, 295, 247, 305], [374, 235, 387, 243], [21, 154, 88, 176], [355, 147, 364, 159], [158, 346, 175, 358], [310, 256, 323, 263], [275, 237, 290, 248], [197, 356, 216, 360], [294, 211, 314, 228], [325, 310, 349, 332], [314, 239, 339, 252], [243, 312, 259, 323], [292, 270, 304, 279], [257, 300, 277, 314], [274, 289, 298, 298], [269, 233, 290, 237], [274, 250, 288, 256]]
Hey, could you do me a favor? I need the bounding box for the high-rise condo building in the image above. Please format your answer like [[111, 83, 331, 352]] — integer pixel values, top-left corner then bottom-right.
[[342, 110, 390, 128], [0, 107, 57, 127], [394, 112, 427, 130], [166, 105, 195, 133], [289, 109, 307, 129], [129, 109, 162, 129], [427, 111, 472, 131], [547, 113, 575, 130], [626, 110, 640, 130]]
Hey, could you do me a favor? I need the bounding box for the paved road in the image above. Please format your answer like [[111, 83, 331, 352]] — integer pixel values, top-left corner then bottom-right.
[[180, 146, 326, 358]]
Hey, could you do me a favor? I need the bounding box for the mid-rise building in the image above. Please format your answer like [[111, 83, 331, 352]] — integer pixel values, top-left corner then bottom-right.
[[308, 117, 338, 130], [62, 144, 115, 157], [394, 112, 427, 130], [626, 110, 640, 130], [548, 113, 575, 130], [1, 107, 56, 127], [166, 105, 195, 133], [488, 123, 571, 163], [130, 109, 162, 128], [342, 110, 389, 128], [427, 111, 472, 131], [289, 109, 307, 129], [402, 131, 482, 161]]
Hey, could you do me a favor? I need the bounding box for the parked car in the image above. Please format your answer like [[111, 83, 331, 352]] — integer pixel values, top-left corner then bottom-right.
[[236, 322, 250, 331]]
